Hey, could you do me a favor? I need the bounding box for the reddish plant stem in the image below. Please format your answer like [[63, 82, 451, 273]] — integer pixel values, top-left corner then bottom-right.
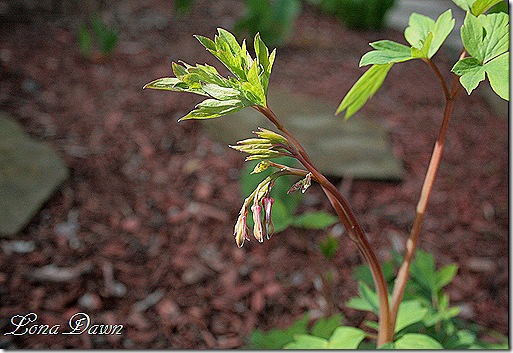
[[254, 105, 393, 345], [389, 62, 464, 336]]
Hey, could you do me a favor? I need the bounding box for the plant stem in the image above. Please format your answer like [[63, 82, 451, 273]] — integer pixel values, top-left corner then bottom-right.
[[389, 74, 463, 335], [254, 105, 393, 345]]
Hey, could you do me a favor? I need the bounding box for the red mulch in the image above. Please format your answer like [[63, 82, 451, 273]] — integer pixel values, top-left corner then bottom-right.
[[0, 1, 508, 349]]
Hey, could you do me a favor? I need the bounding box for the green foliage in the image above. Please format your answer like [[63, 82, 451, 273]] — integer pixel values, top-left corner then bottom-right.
[[246, 313, 343, 349], [451, 0, 505, 16], [319, 234, 339, 260], [316, 0, 396, 30], [240, 158, 338, 233], [393, 333, 444, 349], [145, 29, 276, 120], [174, 0, 194, 15], [235, 0, 301, 48], [338, 10, 455, 119], [284, 326, 367, 349], [452, 11, 509, 99], [245, 247, 507, 349], [335, 63, 393, 119], [78, 16, 119, 59], [404, 10, 455, 59], [347, 248, 508, 349]]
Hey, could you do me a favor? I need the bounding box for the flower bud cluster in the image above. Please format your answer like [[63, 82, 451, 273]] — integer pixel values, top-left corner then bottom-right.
[[230, 128, 290, 161], [233, 178, 276, 247]]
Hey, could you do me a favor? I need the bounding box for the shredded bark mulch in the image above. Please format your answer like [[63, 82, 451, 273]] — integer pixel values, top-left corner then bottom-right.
[[0, 1, 507, 348]]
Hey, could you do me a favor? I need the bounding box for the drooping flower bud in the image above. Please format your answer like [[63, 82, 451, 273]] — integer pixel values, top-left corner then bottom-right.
[[251, 204, 264, 243], [233, 213, 249, 248], [262, 196, 275, 239]]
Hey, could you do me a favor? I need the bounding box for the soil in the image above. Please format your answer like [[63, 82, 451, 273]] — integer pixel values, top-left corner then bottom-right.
[[0, 0, 508, 349]]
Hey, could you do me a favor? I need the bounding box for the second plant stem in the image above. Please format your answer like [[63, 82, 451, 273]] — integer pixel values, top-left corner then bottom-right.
[[389, 58, 464, 336]]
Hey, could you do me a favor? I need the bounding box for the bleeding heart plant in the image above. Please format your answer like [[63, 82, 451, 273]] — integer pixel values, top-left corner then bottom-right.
[[145, 0, 508, 347]]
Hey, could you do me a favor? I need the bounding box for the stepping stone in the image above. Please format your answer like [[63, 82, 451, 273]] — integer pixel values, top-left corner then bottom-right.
[[201, 88, 404, 180], [0, 113, 68, 237]]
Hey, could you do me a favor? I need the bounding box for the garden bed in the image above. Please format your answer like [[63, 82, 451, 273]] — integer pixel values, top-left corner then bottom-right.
[[0, 0, 508, 348]]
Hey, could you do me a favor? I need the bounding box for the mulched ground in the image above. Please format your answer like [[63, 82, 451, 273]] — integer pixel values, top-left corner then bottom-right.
[[0, 0, 508, 348]]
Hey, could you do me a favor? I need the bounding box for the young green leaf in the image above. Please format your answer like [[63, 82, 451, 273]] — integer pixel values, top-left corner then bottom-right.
[[435, 263, 459, 289], [242, 60, 267, 106], [201, 82, 242, 100], [484, 52, 509, 100], [336, 63, 393, 119], [284, 334, 328, 349], [310, 314, 343, 339], [404, 10, 455, 59], [359, 40, 413, 66], [451, 57, 485, 94], [394, 333, 444, 349], [394, 300, 428, 333], [327, 326, 367, 349], [143, 77, 206, 96], [454, 12, 509, 99], [179, 99, 246, 121], [404, 12, 436, 50], [346, 281, 380, 314], [409, 249, 437, 293], [461, 12, 509, 63], [471, 0, 504, 16], [451, 0, 474, 12], [246, 313, 310, 349]]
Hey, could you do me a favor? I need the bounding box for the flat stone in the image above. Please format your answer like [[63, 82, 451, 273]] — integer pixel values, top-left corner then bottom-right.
[[0, 113, 68, 237], [201, 89, 404, 180]]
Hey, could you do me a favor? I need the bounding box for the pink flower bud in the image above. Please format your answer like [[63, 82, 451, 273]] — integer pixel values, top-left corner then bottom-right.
[[233, 214, 249, 248], [262, 196, 275, 239], [251, 204, 264, 243]]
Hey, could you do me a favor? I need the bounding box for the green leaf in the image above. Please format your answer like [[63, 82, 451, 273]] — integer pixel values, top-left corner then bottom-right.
[[485, 51, 509, 100], [194, 34, 216, 52], [428, 9, 455, 58], [404, 10, 455, 59], [247, 313, 309, 349], [435, 263, 458, 289], [394, 300, 428, 333], [327, 326, 367, 349], [378, 341, 395, 349], [346, 282, 380, 314], [360, 40, 413, 66], [336, 63, 393, 119], [394, 333, 444, 349], [451, 0, 474, 11], [471, 0, 504, 15], [404, 12, 436, 49], [452, 53, 509, 100], [411, 31, 434, 58], [461, 12, 509, 64], [409, 249, 437, 293], [284, 334, 328, 349], [77, 24, 92, 58], [291, 211, 338, 229], [242, 60, 266, 106], [452, 57, 486, 94], [179, 99, 245, 120], [319, 235, 339, 260], [201, 82, 241, 100], [310, 314, 343, 339], [172, 62, 188, 79]]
